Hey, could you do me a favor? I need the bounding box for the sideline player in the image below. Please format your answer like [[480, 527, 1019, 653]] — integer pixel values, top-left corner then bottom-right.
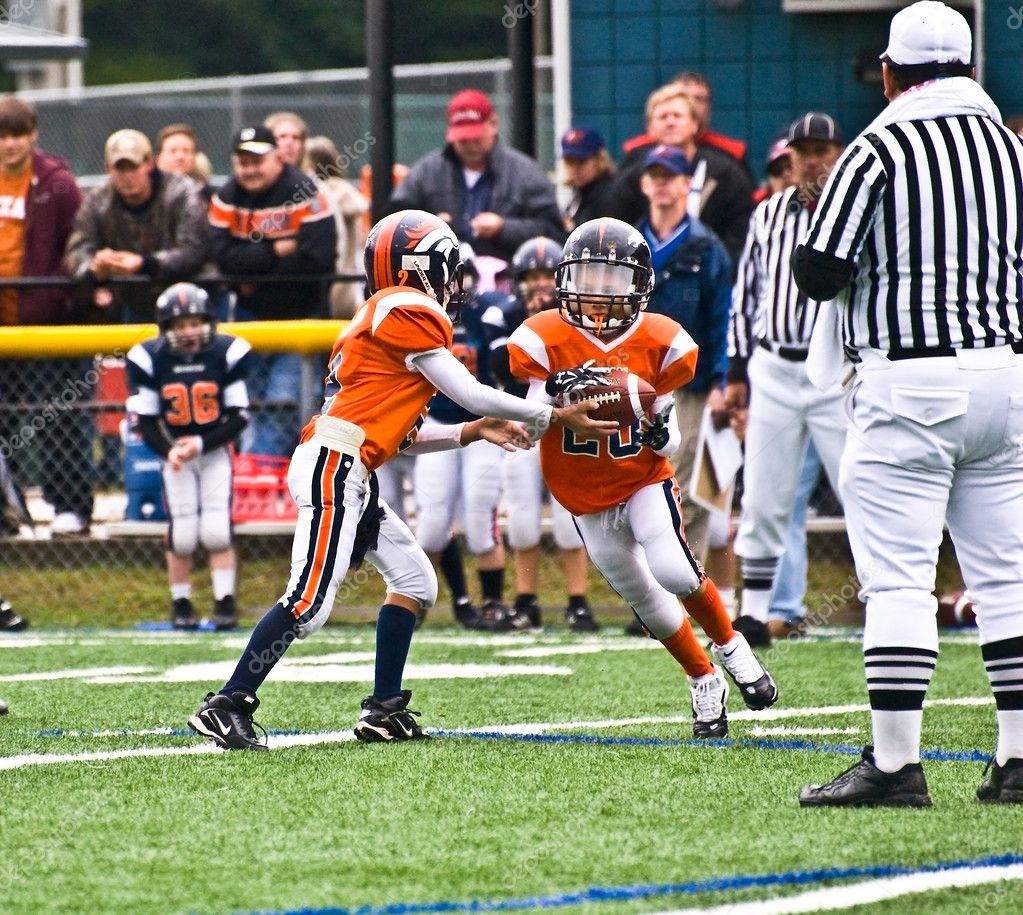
[[487, 236, 598, 631], [507, 217, 778, 737], [127, 283, 253, 630], [187, 210, 616, 750]]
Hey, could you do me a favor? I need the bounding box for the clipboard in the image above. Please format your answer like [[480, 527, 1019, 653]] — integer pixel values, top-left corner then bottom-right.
[[688, 406, 743, 517]]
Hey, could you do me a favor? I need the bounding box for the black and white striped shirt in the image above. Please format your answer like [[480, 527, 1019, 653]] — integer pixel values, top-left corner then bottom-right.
[[729, 187, 823, 362], [802, 114, 1023, 355]]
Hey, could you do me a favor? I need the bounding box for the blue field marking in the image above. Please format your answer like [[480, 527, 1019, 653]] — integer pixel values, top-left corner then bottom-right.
[[251, 853, 1023, 915], [22, 725, 993, 763]]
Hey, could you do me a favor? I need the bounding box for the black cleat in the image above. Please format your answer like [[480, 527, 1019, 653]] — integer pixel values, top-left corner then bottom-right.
[[732, 615, 771, 648], [188, 691, 268, 751], [211, 595, 239, 631], [624, 616, 649, 637], [516, 598, 544, 630], [799, 746, 931, 808], [0, 598, 28, 632], [354, 689, 429, 742], [565, 605, 599, 633], [689, 670, 729, 739], [472, 600, 531, 632], [711, 633, 778, 711], [977, 757, 1023, 804], [452, 597, 479, 629], [171, 597, 199, 631]]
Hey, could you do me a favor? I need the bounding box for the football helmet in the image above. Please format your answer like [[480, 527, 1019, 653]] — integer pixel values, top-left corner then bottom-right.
[[556, 217, 654, 337], [156, 282, 215, 353], [364, 209, 463, 313]]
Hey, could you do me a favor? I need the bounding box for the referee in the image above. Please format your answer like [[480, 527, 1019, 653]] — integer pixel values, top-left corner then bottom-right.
[[725, 113, 848, 647], [794, 0, 1023, 807]]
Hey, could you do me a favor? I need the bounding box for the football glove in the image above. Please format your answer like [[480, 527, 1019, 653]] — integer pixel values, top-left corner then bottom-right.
[[638, 404, 673, 451], [545, 359, 613, 398]]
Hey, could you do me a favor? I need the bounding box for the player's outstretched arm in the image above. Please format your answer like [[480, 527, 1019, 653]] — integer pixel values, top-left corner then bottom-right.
[[461, 418, 534, 452]]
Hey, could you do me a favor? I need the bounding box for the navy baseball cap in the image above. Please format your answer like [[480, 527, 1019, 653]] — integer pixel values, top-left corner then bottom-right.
[[787, 112, 844, 146], [233, 125, 277, 156], [561, 126, 605, 159], [642, 144, 694, 176]]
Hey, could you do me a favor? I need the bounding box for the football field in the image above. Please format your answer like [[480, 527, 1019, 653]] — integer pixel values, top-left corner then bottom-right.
[[1, 625, 1021, 914]]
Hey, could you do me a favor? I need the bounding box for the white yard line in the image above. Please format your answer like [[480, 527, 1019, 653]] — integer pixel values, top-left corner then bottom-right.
[[0, 666, 152, 682], [647, 863, 1023, 914]]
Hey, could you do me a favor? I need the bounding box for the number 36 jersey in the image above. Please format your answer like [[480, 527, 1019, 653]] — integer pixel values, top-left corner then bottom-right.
[[507, 310, 698, 516], [126, 334, 253, 440]]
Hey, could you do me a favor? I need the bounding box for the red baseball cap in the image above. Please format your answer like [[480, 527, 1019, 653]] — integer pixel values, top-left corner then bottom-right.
[[446, 89, 494, 142]]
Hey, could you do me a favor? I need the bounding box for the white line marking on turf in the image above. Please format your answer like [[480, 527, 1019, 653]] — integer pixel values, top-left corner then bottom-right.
[[498, 643, 660, 657], [0, 730, 357, 770], [646, 863, 1023, 914], [0, 696, 993, 770], [748, 726, 860, 737], [0, 666, 152, 682]]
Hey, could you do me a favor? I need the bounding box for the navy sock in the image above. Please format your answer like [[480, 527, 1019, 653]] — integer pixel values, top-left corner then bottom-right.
[[439, 537, 468, 602], [374, 603, 417, 700], [479, 568, 504, 603], [515, 592, 537, 610], [221, 602, 300, 697]]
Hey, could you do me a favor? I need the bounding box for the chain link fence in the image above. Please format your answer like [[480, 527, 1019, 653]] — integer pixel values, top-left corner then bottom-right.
[[21, 58, 556, 186]]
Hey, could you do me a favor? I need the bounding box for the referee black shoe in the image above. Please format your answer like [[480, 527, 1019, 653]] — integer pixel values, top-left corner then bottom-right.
[[354, 689, 428, 742], [188, 691, 268, 751], [799, 746, 931, 808], [732, 615, 771, 648], [977, 756, 1023, 804]]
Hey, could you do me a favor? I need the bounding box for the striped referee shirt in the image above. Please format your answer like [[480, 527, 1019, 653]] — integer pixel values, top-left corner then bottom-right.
[[795, 112, 1023, 355], [729, 186, 823, 373]]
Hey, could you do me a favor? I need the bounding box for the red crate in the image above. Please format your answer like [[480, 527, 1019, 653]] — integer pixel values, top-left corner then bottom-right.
[[231, 454, 298, 523]]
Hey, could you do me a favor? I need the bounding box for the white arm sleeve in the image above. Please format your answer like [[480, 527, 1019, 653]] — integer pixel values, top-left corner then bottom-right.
[[412, 348, 553, 435], [402, 421, 467, 455]]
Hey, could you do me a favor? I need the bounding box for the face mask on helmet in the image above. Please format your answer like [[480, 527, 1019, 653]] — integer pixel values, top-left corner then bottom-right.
[[557, 260, 649, 337], [156, 283, 215, 354], [165, 315, 214, 354]]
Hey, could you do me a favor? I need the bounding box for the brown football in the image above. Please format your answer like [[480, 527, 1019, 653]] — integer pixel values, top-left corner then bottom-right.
[[937, 586, 976, 627], [571, 368, 657, 426]]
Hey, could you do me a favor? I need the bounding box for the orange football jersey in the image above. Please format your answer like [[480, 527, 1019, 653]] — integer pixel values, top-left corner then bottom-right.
[[299, 287, 453, 470], [507, 310, 697, 515]]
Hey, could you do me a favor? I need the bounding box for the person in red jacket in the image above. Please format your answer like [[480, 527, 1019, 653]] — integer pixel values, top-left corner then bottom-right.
[[0, 96, 91, 536]]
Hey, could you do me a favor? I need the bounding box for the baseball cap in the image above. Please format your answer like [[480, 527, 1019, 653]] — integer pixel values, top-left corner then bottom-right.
[[446, 89, 494, 142], [642, 144, 693, 176], [881, 0, 971, 66], [787, 112, 844, 146], [104, 129, 152, 166], [561, 126, 605, 159], [766, 138, 793, 167], [232, 125, 277, 156]]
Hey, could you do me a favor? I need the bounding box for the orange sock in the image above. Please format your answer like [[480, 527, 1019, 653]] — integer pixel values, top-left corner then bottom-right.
[[682, 578, 735, 646], [661, 617, 713, 678]]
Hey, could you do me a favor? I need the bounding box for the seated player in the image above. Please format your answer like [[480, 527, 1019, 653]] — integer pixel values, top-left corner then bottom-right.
[[127, 283, 253, 631], [186, 210, 615, 750], [507, 217, 778, 737]]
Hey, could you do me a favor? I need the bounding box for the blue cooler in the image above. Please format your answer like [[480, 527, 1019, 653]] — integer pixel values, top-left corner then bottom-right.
[[123, 427, 167, 522]]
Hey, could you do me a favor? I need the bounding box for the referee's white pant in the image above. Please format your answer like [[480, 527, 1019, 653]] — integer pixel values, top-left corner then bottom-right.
[[841, 347, 1023, 650], [280, 437, 437, 639], [735, 346, 846, 563]]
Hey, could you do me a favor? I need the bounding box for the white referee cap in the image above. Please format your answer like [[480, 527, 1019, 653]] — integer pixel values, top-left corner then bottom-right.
[[881, 1, 972, 66]]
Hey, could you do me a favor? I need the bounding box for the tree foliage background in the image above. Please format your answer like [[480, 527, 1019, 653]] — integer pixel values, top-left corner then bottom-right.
[[83, 1, 509, 84]]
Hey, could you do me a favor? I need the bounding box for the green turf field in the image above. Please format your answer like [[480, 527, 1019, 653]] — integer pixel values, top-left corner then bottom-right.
[[1, 625, 1021, 914]]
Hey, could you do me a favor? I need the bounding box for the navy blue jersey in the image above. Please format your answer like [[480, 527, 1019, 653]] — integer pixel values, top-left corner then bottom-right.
[[480, 290, 529, 397], [126, 333, 253, 442], [428, 294, 494, 425]]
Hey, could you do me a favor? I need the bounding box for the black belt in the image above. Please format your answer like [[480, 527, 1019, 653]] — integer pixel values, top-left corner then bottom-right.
[[887, 343, 1023, 361], [758, 339, 808, 362]]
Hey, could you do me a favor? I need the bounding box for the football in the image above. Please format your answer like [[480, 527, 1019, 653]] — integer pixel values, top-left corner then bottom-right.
[[571, 367, 657, 426], [937, 586, 976, 627]]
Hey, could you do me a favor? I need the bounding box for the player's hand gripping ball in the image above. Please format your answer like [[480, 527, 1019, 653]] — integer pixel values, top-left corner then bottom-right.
[[556, 366, 657, 426]]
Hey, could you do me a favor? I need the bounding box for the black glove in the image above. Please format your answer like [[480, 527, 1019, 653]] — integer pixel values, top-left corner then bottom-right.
[[545, 359, 613, 398], [637, 404, 672, 451]]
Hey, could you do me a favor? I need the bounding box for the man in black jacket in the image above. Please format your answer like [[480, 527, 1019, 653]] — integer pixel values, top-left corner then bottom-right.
[[209, 126, 336, 455], [387, 90, 563, 265]]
